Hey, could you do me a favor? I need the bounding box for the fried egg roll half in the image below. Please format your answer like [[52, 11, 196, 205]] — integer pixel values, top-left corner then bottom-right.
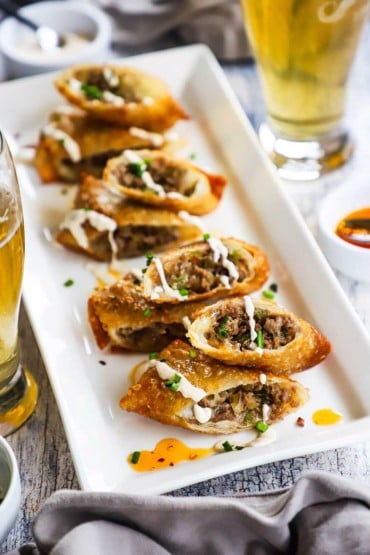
[[187, 297, 331, 375], [34, 106, 171, 183], [54, 65, 188, 131], [120, 340, 309, 434], [142, 237, 269, 304], [57, 176, 202, 261], [103, 149, 227, 215], [88, 275, 208, 352]]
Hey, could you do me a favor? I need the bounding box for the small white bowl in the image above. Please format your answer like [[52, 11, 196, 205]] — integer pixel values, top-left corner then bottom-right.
[[0, 1, 111, 79], [318, 182, 370, 282], [0, 436, 21, 544]]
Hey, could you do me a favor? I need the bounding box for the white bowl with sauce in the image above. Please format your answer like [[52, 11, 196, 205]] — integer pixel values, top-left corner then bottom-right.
[[0, 436, 21, 544], [317, 182, 370, 282], [0, 1, 111, 79]]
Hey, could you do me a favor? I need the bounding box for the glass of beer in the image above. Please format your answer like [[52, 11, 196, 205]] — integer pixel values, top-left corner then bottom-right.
[[240, 0, 370, 180], [0, 132, 38, 436]]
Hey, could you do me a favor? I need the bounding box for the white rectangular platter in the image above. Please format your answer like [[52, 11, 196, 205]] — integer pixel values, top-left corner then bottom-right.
[[2, 44, 370, 493]]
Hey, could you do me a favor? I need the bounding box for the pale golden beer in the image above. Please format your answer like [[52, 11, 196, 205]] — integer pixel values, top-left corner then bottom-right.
[[0, 134, 37, 435], [0, 192, 24, 389], [240, 0, 370, 178]]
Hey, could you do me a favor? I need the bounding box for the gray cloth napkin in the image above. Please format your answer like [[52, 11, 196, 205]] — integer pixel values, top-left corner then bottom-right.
[[75, 0, 251, 60], [7, 470, 370, 554]]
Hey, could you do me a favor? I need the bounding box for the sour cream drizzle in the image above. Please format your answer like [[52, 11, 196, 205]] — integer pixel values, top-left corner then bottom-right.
[[129, 127, 164, 147], [42, 124, 81, 162], [243, 295, 257, 341], [178, 210, 207, 233], [153, 360, 206, 402], [102, 90, 125, 106], [193, 404, 212, 424], [206, 237, 239, 281], [150, 257, 187, 301], [60, 209, 117, 255]]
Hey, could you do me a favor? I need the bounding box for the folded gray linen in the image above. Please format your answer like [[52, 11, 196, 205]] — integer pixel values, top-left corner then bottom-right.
[[7, 470, 370, 554], [75, 0, 251, 60]]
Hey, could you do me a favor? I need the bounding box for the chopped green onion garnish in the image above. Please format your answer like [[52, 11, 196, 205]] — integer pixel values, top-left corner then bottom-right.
[[203, 233, 211, 240], [149, 352, 158, 360], [189, 350, 197, 359], [262, 290, 275, 300], [173, 373, 181, 383], [143, 308, 151, 317], [269, 283, 278, 293], [141, 268, 147, 274], [81, 83, 103, 100], [218, 315, 229, 338], [146, 252, 154, 261], [256, 330, 264, 348], [256, 421, 269, 433], [59, 138, 65, 146], [165, 373, 182, 391], [188, 152, 197, 160], [63, 279, 74, 287], [128, 160, 147, 177], [179, 287, 189, 296], [131, 451, 141, 464], [222, 441, 234, 452], [83, 206, 91, 212]]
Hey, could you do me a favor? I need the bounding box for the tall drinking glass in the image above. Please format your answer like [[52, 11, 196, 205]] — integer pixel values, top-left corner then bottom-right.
[[0, 132, 37, 436], [240, 0, 370, 180]]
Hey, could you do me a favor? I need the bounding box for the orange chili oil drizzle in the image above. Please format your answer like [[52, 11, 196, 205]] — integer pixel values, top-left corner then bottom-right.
[[335, 207, 370, 248], [312, 408, 342, 426], [128, 438, 214, 472]]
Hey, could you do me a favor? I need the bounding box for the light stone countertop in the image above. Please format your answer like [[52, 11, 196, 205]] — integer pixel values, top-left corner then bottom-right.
[[2, 26, 370, 553]]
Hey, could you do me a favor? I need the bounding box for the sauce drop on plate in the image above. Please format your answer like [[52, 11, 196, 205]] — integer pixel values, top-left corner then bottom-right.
[[335, 207, 370, 248], [312, 408, 342, 426], [128, 438, 213, 472]]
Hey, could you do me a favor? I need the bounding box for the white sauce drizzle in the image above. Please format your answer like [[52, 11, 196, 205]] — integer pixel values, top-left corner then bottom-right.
[[102, 90, 125, 106], [220, 275, 231, 289], [130, 267, 144, 282], [103, 68, 120, 88], [178, 210, 207, 233], [69, 78, 82, 93], [60, 209, 117, 254], [243, 295, 257, 342], [151, 257, 187, 301], [53, 105, 85, 116], [207, 237, 239, 281], [248, 428, 277, 447], [182, 316, 191, 330], [129, 127, 164, 147], [42, 124, 81, 162], [262, 404, 270, 423], [142, 96, 154, 105], [166, 191, 185, 200], [259, 373, 267, 385], [153, 360, 206, 402], [193, 404, 212, 424]]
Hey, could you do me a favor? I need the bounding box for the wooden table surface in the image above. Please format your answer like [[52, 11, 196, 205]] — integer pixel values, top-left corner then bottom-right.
[[2, 27, 370, 554]]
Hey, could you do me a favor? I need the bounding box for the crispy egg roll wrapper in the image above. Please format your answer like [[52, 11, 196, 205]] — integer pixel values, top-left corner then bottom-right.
[[103, 149, 227, 215], [120, 339, 309, 434], [143, 237, 269, 304], [187, 297, 331, 375], [35, 108, 171, 183], [54, 65, 188, 131], [56, 176, 202, 261], [88, 275, 210, 351]]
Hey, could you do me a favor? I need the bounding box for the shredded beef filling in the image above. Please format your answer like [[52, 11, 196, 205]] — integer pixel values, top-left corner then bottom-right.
[[112, 158, 196, 196], [198, 383, 296, 424], [212, 306, 297, 350], [90, 225, 179, 260], [116, 323, 185, 352], [62, 149, 124, 179], [164, 250, 248, 294]]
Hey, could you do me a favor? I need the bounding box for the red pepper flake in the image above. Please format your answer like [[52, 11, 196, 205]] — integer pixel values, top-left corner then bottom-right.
[[169, 462, 174, 466], [296, 417, 305, 427], [157, 458, 165, 462]]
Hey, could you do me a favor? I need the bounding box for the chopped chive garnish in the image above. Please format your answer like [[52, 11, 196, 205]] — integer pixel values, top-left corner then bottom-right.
[[131, 451, 141, 464], [128, 160, 147, 177], [81, 83, 103, 100], [149, 352, 158, 360], [146, 252, 154, 261], [222, 441, 234, 452], [83, 206, 91, 212], [269, 283, 278, 293], [218, 315, 229, 338], [143, 308, 151, 317], [165, 373, 182, 392], [256, 329, 264, 348], [256, 421, 269, 433], [189, 350, 197, 359], [262, 290, 275, 300], [235, 445, 244, 451], [63, 279, 74, 287], [188, 152, 197, 160], [141, 268, 147, 274], [179, 287, 189, 296], [59, 138, 65, 146], [203, 233, 211, 240]]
